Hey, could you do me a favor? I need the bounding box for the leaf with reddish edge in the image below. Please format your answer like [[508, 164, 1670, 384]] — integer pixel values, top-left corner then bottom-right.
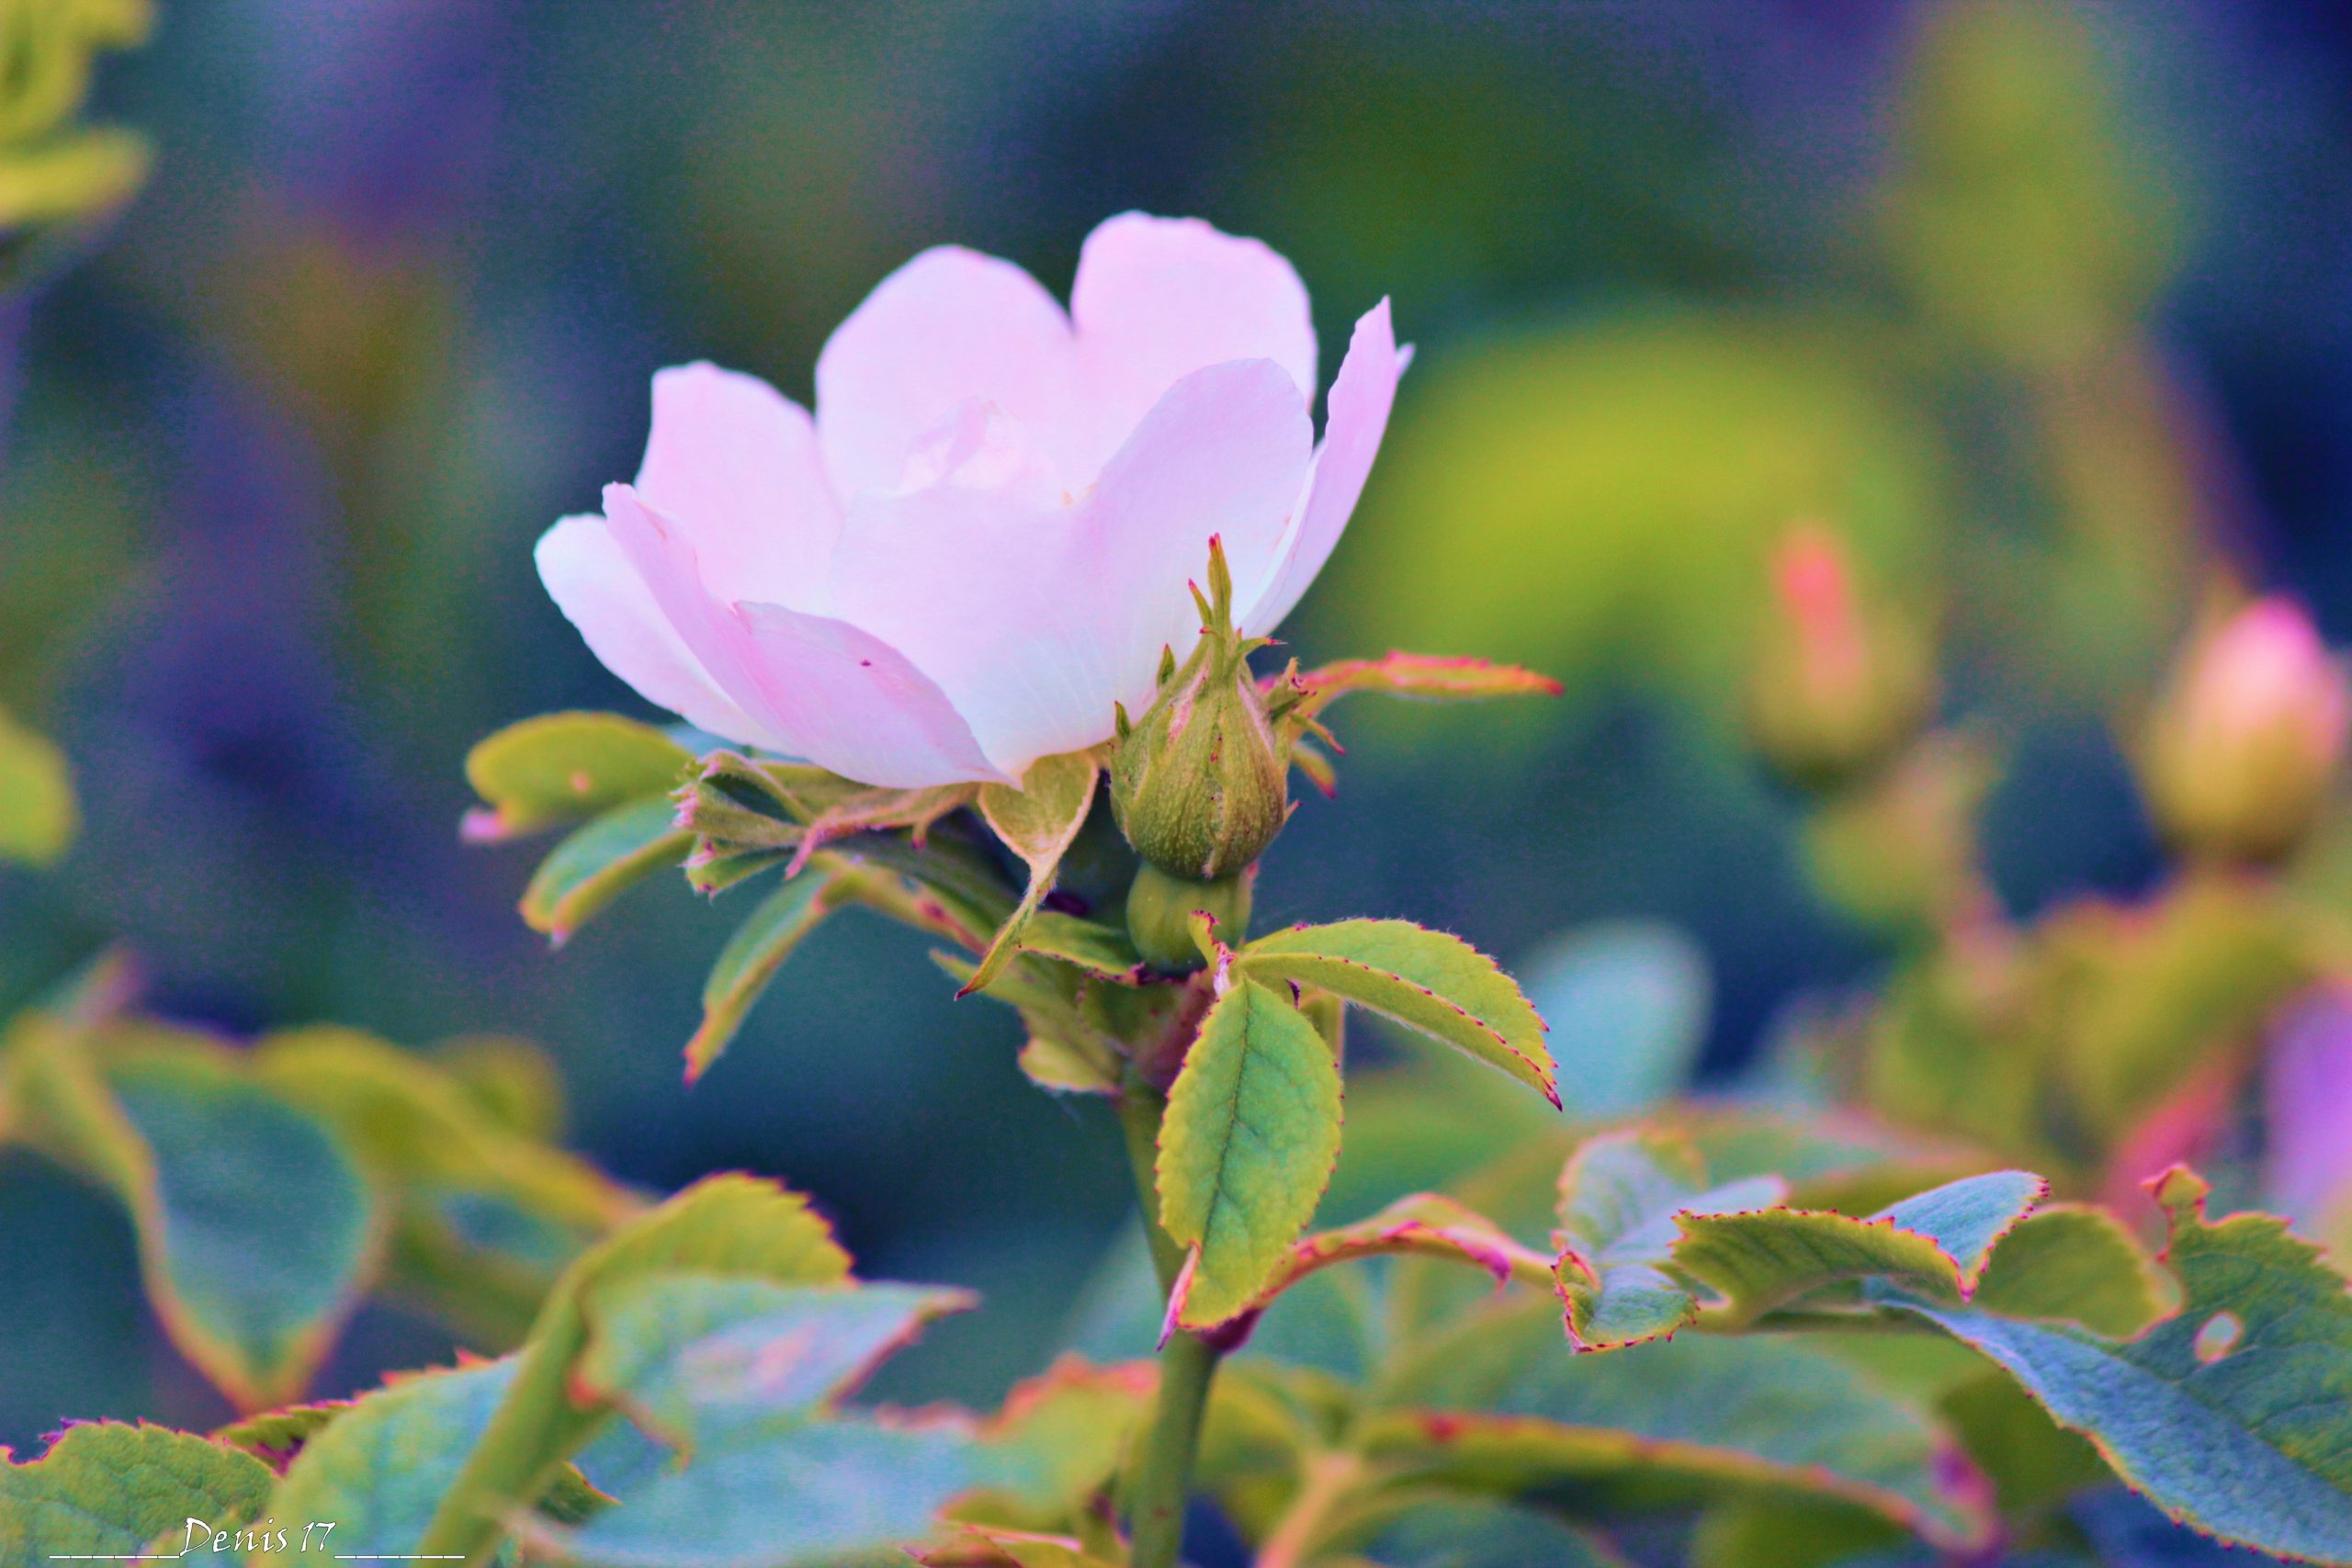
[[956, 1355, 1159, 1530], [461, 711, 692, 843], [684, 863, 848, 1083], [1969, 1202, 2168, 1337], [1367, 1298, 1995, 1552], [1158, 977, 1345, 1331], [966, 751, 1102, 995], [1236, 919, 1558, 1108], [1249, 1193, 1554, 1319], [1269, 651, 1564, 715], [1553, 1128, 1787, 1351], [520, 796, 692, 944], [1885, 1167, 2352, 1564], [1674, 1169, 2046, 1328]]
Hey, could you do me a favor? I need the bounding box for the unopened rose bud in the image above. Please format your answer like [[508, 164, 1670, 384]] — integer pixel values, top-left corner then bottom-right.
[[1110, 538, 1290, 883], [2143, 596, 2349, 865], [1745, 524, 1935, 792], [1125, 863, 1253, 974]]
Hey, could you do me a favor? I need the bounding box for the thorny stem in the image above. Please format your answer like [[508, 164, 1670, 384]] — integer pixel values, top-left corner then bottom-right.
[[1120, 1069, 1224, 1568]]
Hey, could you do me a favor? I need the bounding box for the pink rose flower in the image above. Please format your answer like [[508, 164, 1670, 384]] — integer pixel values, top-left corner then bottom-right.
[[536, 212, 1404, 787]]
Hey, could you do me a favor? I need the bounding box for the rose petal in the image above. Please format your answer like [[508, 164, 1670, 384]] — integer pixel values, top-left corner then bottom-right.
[[635, 362, 842, 612], [534, 513, 782, 750], [604, 484, 1002, 787], [1072, 212, 1317, 474], [826, 358, 1312, 776], [1239, 297, 1402, 635], [814, 245, 1082, 502]]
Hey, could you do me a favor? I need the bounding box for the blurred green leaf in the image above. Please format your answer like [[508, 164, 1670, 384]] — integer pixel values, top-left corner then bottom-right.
[[0, 1422, 273, 1562], [1879, 0, 2177, 368], [1519, 920, 1710, 1117], [0, 705, 74, 865], [1333, 310, 1938, 717], [1159, 978, 1345, 1329], [1970, 1201, 2166, 1337], [3, 1018, 380, 1410], [1238, 919, 1557, 1107], [1360, 1496, 1633, 1567], [253, 1025, 639, 1348], [462, 711, 692, 842]]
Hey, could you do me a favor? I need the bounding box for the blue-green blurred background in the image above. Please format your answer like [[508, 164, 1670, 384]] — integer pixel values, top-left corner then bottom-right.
[[6, 0, 2350, 1451]]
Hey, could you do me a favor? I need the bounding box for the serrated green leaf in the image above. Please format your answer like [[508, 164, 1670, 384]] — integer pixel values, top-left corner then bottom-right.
[[1552, 1129, 1785, 1350], [524, 1416, 980, 1568], [1368, 1300, 1992, 1550], [520, 795, 692, 942], [1159, 978, 1345, 1330], [967, 752, 1100, 995], [1970, 1201, 2167, 1337], [213, 1404, 345, 1472], [419, 1175, 852, 1564], [0, 1423, 274, 1565], [464, 711, 692, 841], [575, 1275, 969, 1443], [1237, 919, 1557, 1107], [1674, 1169, 2045, 1327], [1887, 1170, 2352, 1562], [254, 1359, 520, 1563], [685, 867, 844, 1083], [0, 705, 75, 865]]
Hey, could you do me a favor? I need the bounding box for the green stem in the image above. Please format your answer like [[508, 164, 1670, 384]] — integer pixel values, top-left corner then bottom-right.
[[1118, 1077, 1224, 1568]]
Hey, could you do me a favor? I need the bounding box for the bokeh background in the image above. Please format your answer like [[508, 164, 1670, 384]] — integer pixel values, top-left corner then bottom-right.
[[6, 0, 2351, 1460]]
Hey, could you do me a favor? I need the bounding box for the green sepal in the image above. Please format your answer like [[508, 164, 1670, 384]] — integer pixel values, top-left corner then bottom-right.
[[966, 751, 1101, 994], [462, 711, 691, 842], [684, 864, 845, 1083], [520, 795, 692, 943]]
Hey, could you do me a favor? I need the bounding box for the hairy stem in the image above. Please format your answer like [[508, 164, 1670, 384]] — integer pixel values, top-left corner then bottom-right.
[[1119, 1077, 1224, 1568]]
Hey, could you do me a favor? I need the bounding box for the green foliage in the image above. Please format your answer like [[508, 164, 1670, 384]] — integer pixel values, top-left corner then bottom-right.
[[1518, 919, 1710, 1117], [1357, 1497, 1632, 1566], [521, 795, 694, 944], [1236, 919, 1558, 1107], [1889, 1169, 2352, 1562], [0, 1422, 273, 1565], [969, 751, 1103, 992], [684, 865, 845, 1082], [1552, 1128, 1783, 1350], [1675, 1168, 2045, 1326], [1, 1019, 379, 1410], [461, 710, 694, 841], [0, 705, 74, 865], [0, 0, 152, 291], [1368, 1301, 1994, 1551], [1158, 978, 1345, 1329]]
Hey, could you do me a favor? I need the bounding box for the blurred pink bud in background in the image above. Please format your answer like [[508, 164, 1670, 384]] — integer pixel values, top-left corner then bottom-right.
[[2144, 595, 2350, 864], [535, 213, 1404, 788]]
